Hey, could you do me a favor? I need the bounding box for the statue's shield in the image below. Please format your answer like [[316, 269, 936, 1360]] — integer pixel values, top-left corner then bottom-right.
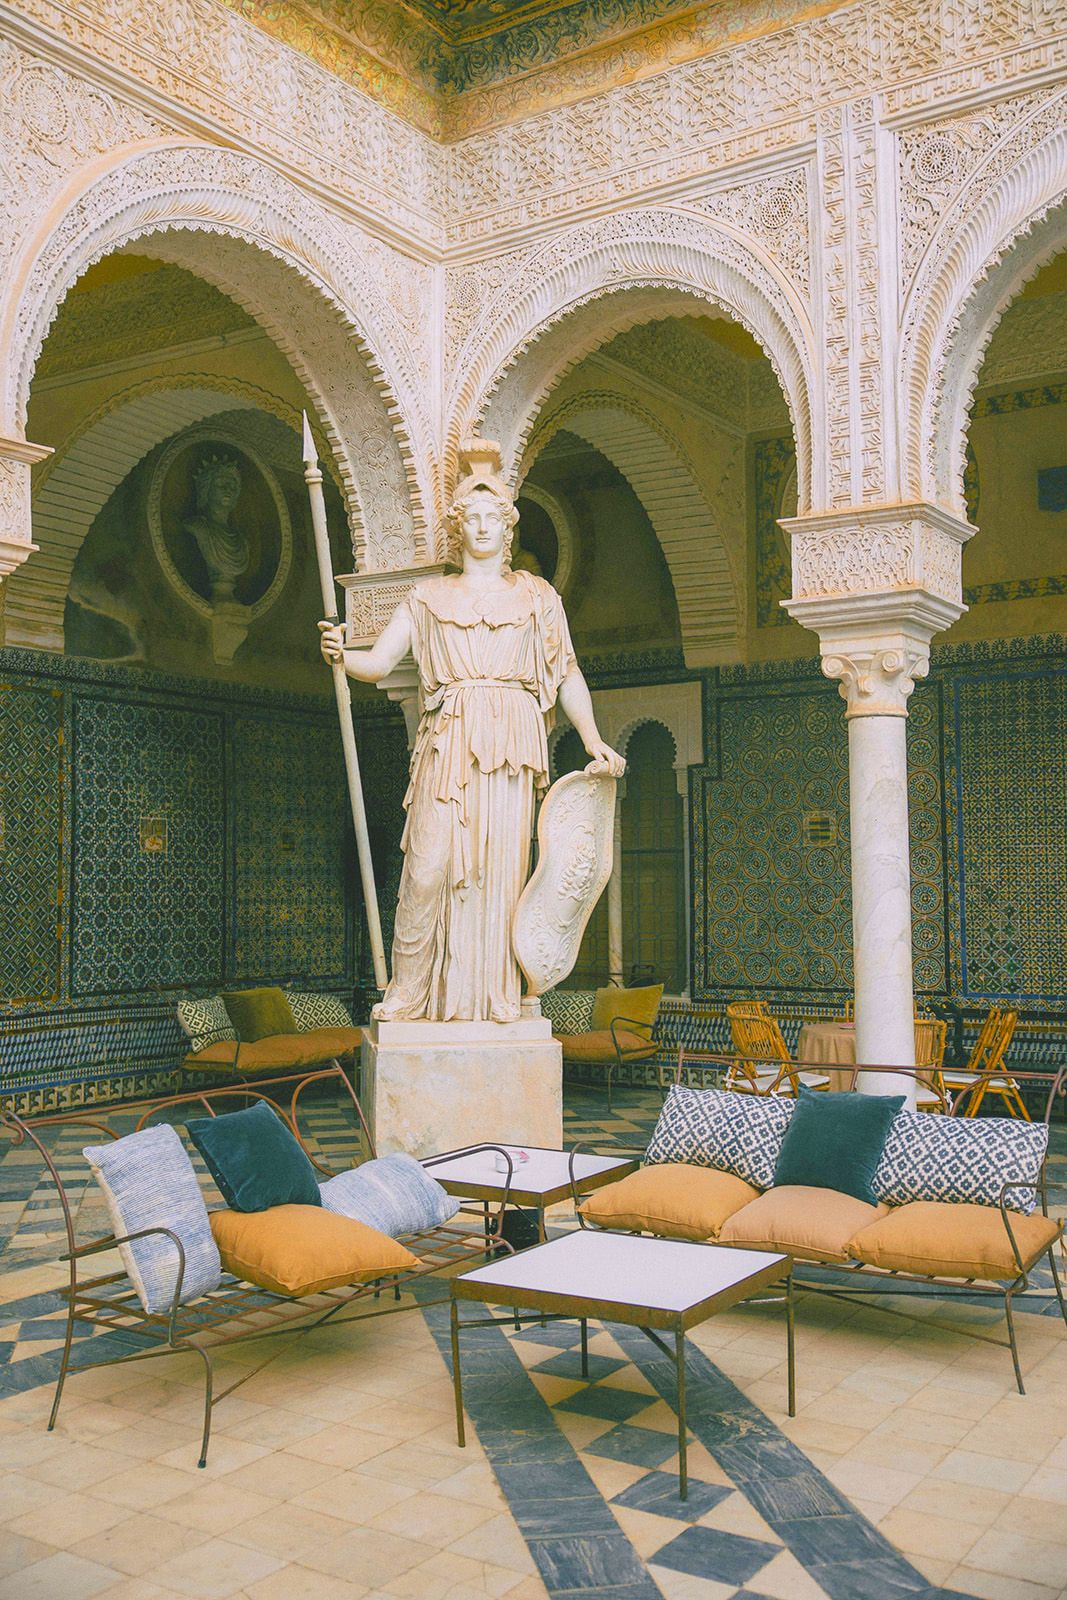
[[512, 770, 616, 997]]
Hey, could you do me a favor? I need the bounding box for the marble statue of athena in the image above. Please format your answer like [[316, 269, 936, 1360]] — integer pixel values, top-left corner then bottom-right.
[[320, 441, 624, 1023]]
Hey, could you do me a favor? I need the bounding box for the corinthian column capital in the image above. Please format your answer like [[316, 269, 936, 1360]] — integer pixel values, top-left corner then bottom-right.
[[821, 643, 929, 717]]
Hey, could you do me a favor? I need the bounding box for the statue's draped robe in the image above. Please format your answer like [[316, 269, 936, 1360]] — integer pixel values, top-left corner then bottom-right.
[[377, 570, 575, 1023]]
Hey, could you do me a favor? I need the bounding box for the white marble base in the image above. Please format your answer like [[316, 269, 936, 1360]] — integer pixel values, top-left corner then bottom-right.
[[361, 1019, 563, 1159]]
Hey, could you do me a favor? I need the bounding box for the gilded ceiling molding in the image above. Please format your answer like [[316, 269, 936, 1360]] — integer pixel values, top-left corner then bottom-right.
[[1, 141, 439, 569], [898, 93, 1067, 512]]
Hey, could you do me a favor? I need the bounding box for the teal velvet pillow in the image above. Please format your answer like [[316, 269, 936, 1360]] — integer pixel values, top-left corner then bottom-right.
[[774, 1087, 905, 1205], [186, 1100, 321, 1212]]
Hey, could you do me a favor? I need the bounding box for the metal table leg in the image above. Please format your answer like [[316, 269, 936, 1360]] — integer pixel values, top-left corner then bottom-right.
[[450, 1296, 466, 1448], [786, 1270, 796, 1417], [580, 1318, 589, 1379], [675, 1325, 687, 1501]]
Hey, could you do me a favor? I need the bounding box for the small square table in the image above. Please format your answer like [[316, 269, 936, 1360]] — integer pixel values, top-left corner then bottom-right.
[[424, 1144, 639, 1240], [449, 1228, 794, 1499]]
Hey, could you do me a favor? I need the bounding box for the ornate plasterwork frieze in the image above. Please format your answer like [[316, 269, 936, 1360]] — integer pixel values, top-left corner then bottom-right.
[[3, 0, 444, 246], [782, 504, 974, 609], [11, 0, 1065, 255], [815, 99, 887, 511], [0, 436, 51, 582], [898, 87, 1067, 510], [443, 0, 1067, 240], [898, 87, 1067, 294], [0, 40, 168, 283]]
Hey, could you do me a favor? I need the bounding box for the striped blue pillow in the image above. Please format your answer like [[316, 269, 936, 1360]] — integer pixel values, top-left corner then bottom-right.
[[84, 1125, 222, 1312], [320, 1154, 460, 1237]]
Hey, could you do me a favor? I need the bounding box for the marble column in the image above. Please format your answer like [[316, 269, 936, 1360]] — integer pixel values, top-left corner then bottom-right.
[[784, 505, 972, 1105], [0, 434, 51, 637], [676, 770, 691, 998]]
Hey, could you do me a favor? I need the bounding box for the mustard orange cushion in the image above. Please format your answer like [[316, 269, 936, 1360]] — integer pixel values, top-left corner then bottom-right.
[[591, 984, 663, 1032], [209, 1204, 417, 1296], [184, 1026, 363, 1073], [719, 1185, 888, 1264], [579, 1164, 759, 1242], [557, 1030, 657, 1064], [850, 1201, 1061, 1281]]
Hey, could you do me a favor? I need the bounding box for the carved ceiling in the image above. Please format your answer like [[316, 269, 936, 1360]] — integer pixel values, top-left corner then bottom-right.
[[222, 0, 847, 137]]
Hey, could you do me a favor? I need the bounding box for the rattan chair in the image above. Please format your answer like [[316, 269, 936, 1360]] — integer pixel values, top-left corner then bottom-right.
[[914, 1017, 949, 1112], [943, 1008, 1027, 1118], [725, 1001, 830, 1096]]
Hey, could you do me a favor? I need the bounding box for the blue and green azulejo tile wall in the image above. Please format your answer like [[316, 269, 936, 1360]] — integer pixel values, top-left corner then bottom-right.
[[0, 647, 409, 1112], [690, 633, 1066, 1022]]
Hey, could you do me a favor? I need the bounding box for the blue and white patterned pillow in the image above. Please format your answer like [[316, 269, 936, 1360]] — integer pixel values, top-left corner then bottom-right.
[[176, 996, 234, 1054], [84, 1125, 222, 1312], [541, 989, 596, 1034], [288, 992, 354, 1031], [873, 1111, 1048, 1216], [645, 1085, 794, 1191], [320, 1154, 460, 1236]]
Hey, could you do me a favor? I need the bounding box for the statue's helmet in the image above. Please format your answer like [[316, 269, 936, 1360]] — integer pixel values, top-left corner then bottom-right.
[[446, 438, 518, 566]]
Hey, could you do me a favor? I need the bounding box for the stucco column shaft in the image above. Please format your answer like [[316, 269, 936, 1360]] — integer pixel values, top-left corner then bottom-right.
[[608, 790, 624, 986]]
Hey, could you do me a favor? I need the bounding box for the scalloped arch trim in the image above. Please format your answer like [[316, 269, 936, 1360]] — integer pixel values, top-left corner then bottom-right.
[[447, 210, 816, 514], [3, 142, 434, 568]]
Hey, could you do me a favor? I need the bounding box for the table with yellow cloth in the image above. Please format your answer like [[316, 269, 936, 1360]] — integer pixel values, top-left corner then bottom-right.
[[795, 1022, 857, 1091]]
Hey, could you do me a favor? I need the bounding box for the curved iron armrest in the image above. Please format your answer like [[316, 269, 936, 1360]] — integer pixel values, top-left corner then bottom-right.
[[567, 1140, 647, 1229], [422, 1143, 518, 1244], [609, 1015, 657, 1057], [998, 1177, 1060, 1280], [64, 1225, 189, 1344]]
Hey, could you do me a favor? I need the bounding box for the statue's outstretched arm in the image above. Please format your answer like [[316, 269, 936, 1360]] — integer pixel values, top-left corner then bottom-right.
[[558, 667, 626, 777], [318, 602, 412, 684]]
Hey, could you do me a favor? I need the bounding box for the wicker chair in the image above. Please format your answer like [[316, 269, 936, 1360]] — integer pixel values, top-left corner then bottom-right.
[[724, 1002, 829, 1096], [943, 1009, 1026, 1118], [914, 1017, 949, 1112]]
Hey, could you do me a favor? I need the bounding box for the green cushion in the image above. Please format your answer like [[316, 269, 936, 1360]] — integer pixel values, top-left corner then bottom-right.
[[187, 1100, 321, 1212], [221, 987, 297, 1043], [773, 1086, 904, 1206]]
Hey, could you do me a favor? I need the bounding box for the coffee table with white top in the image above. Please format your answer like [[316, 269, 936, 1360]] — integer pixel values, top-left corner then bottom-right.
[[423, 1144, 639, 1240], [448, 1228, 794, 1499]]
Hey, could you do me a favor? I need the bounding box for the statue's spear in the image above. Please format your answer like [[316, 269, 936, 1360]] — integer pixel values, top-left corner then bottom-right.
[[302, 413, 388, 991]]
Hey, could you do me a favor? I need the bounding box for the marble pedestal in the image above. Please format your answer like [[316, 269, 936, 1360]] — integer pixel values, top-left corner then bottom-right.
[[361, 1017, 563, 1159]]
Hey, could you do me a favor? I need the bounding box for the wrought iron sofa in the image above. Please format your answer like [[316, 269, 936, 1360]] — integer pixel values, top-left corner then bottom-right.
[[572, 1064, 1067, 1392], [1, 1075, 516, 1467]]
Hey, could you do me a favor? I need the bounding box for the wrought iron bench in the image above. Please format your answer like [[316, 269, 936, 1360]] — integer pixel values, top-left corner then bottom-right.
[[1, 1076, 516, 1467]]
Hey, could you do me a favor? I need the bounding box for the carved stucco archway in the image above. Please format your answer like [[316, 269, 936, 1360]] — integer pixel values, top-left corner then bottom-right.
[[523, 391, 740, 667], [2, 376, 318, 648], [447, 208, 817, 513], [901, 106, 1067, 514], [1, 141, 437, 570]]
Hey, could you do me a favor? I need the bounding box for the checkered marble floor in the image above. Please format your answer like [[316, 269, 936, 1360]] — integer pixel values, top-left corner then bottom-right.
[[1, 1085, 1067, 1599]]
